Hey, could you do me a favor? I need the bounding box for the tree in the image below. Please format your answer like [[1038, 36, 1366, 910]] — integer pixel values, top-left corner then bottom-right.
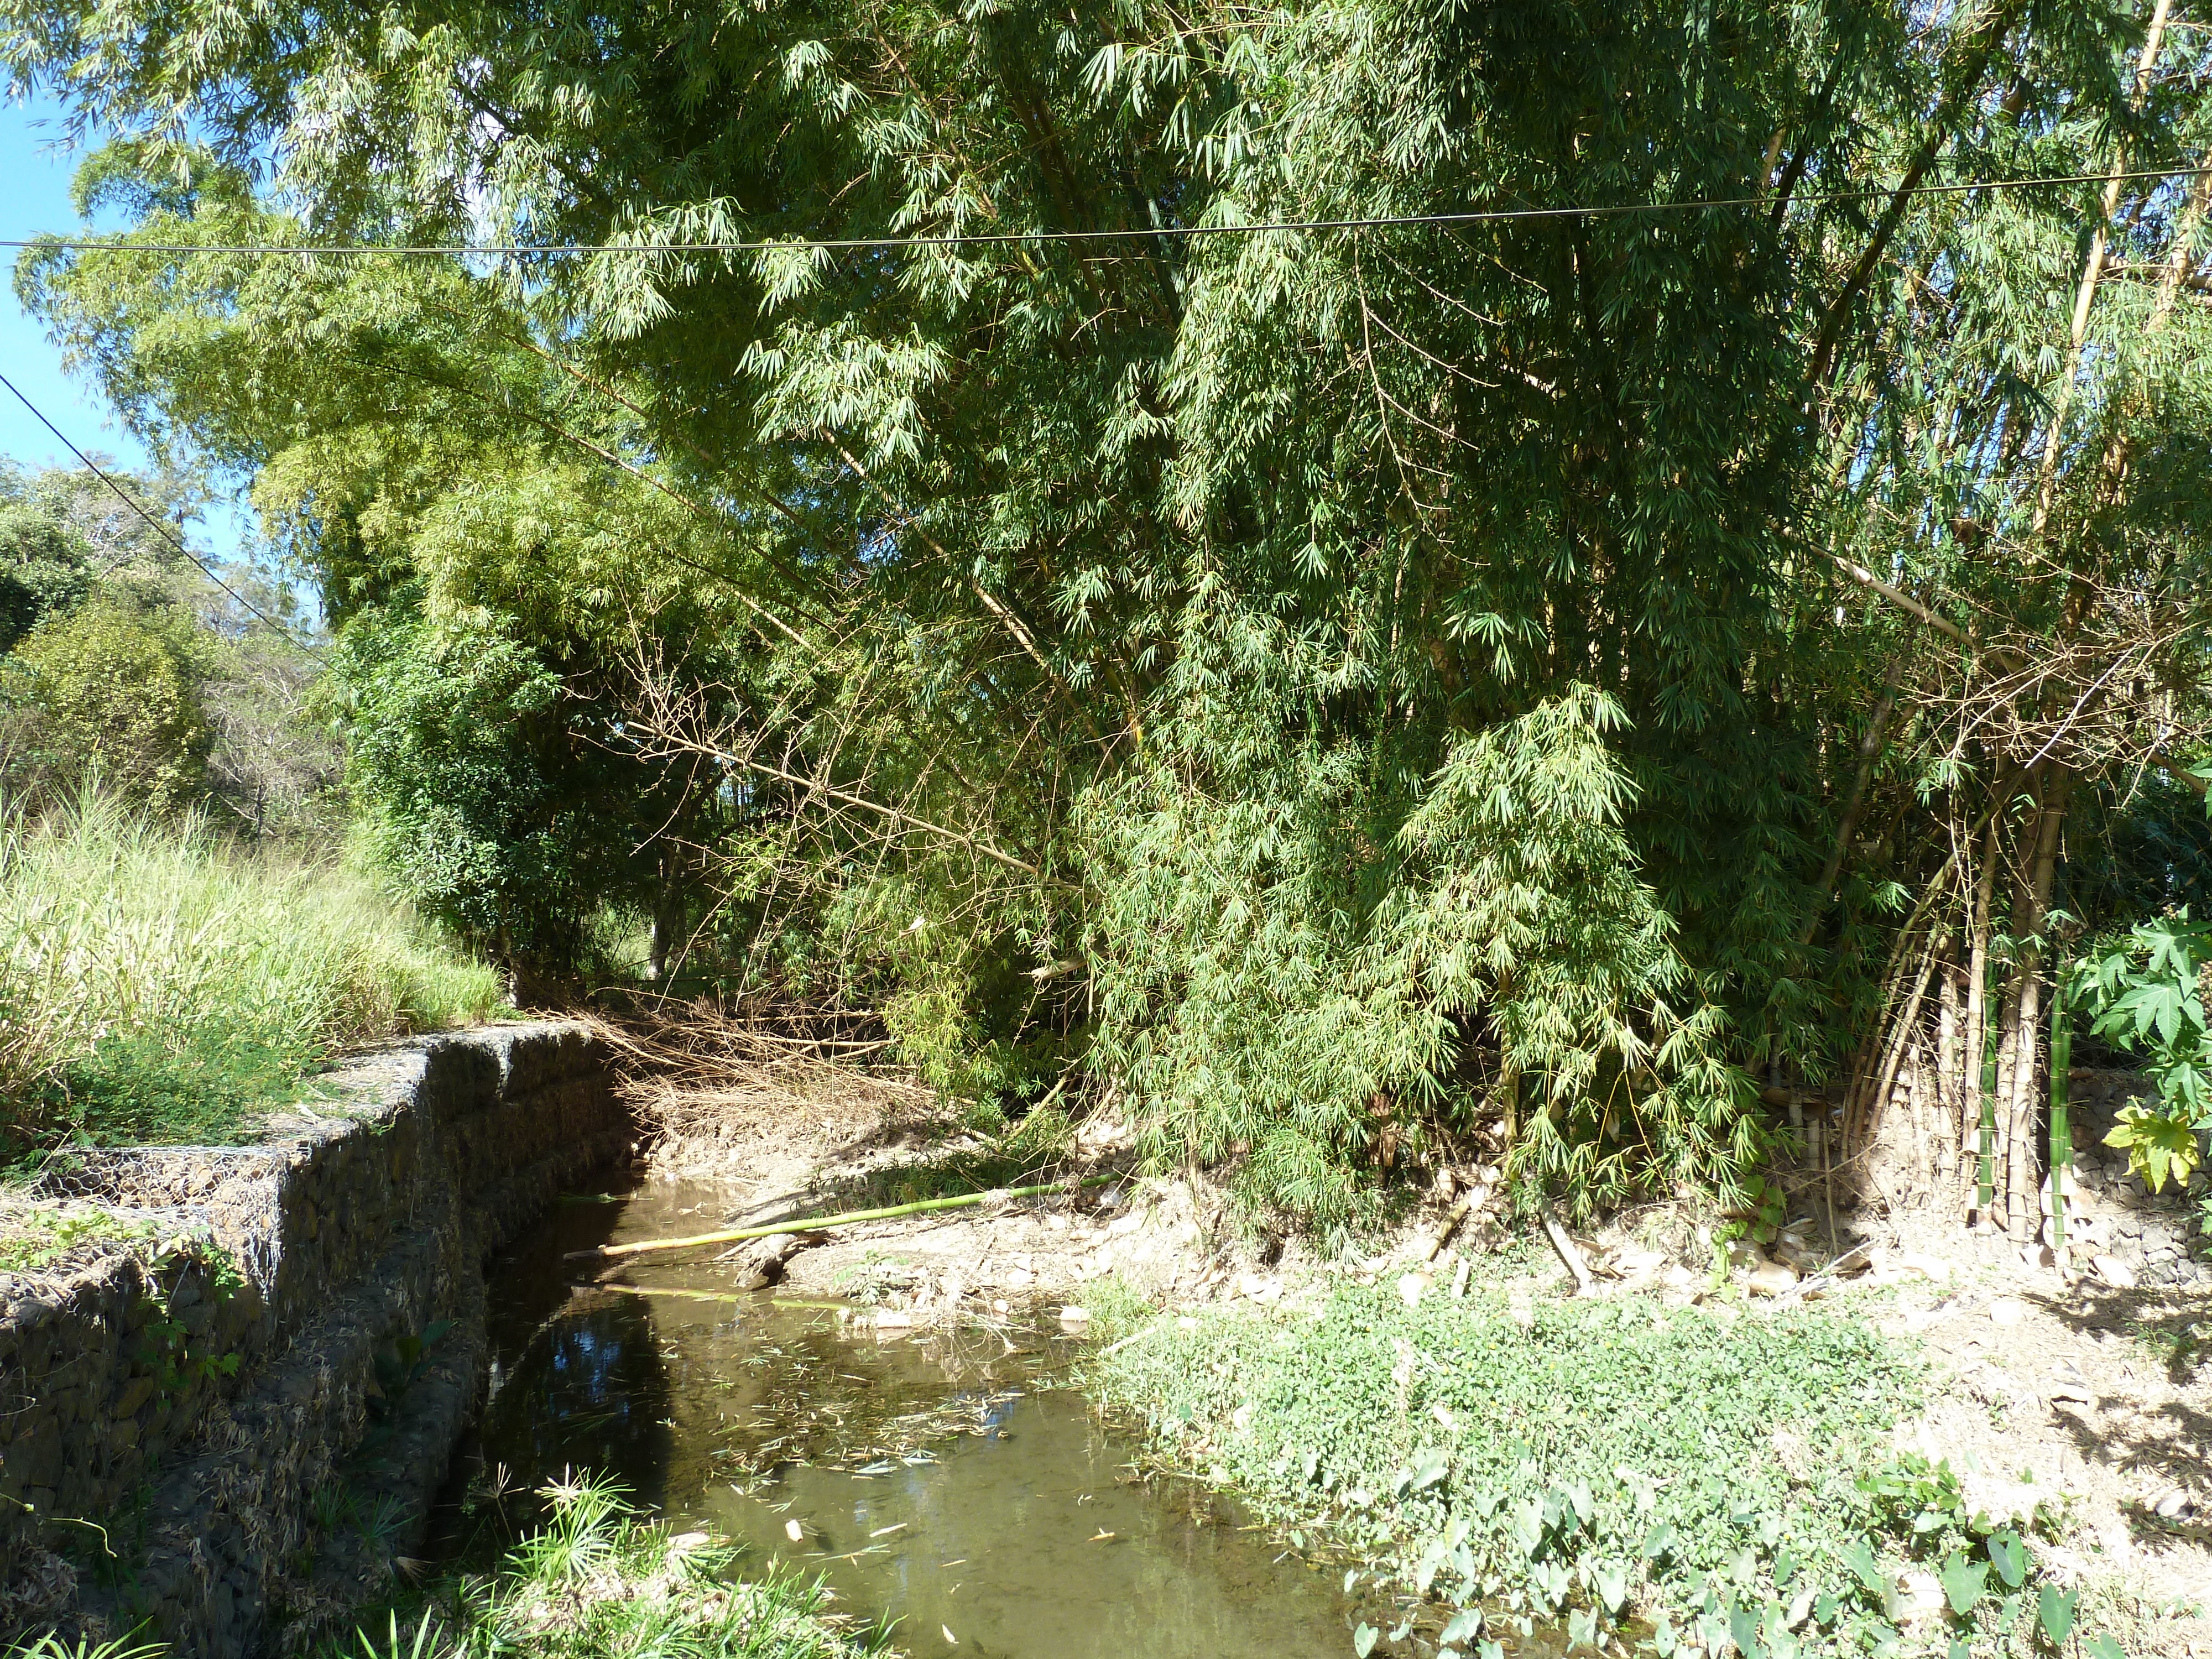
[[0, 461, 92, 651], [2, 590, 212, 808], [9, 0, 2211, 1227]]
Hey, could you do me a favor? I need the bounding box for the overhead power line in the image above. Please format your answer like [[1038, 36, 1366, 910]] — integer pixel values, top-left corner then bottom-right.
[[0, 164, 2204, 260], [0, 368, 309, 646]]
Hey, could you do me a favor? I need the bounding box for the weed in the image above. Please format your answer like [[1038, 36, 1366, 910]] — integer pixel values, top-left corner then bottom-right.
[[0, 1206, 158, 1275], [0, 1636, 164, 1659], [354, 1495, 413, 1551], [1074, 1273, 1152, 1344], [369, 1321, 455, 1417], [328, 1471, 886, 1658], [329, 1614, 445, 1659], [310, 1482, 357, 1537], [1091, 1284, 2136, 1659]]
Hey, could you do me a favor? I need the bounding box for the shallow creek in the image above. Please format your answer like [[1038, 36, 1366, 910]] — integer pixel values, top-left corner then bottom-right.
[[450, 1180, 1365, 1657]]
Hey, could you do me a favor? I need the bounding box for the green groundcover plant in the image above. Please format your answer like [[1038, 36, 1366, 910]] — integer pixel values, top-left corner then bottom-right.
[[1093, 1285, 2126, 1659]]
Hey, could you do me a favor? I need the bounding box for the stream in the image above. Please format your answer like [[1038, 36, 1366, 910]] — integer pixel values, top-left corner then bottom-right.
[[445, 1180, 1366, 1657]]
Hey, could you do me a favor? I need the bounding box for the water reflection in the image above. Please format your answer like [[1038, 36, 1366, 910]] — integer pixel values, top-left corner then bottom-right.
[[479, 1292, 673, 1510], [455, 1182, 1357, 1658]]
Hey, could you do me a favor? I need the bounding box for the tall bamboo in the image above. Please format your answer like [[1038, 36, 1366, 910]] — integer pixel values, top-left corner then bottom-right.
[[2048, 982, 2074, 1264], [1975, 1024, 2000, 1225]]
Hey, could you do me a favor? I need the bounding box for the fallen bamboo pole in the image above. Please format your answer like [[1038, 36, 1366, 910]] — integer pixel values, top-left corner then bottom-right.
[[564, 1174, 1121, 1261]]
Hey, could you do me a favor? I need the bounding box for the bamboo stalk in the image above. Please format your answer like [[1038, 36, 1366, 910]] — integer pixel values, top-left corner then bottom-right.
[[2006, 770, 2072, 1240], [583, 1282, 752, 1305], [2049, 983, 2074, 1265], [565, 1175, 1121, 1261], [1960, 814, 2001, 1137], [1975, 1024, 2000, 1225]]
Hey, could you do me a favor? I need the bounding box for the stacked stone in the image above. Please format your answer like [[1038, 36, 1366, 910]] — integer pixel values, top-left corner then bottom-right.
[[2057, 1070, 2209, 1288], [0, 1021, 627, 1655]]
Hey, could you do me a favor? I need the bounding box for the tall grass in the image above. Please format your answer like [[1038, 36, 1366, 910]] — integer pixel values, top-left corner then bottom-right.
[[0, 792, 505, 1151]]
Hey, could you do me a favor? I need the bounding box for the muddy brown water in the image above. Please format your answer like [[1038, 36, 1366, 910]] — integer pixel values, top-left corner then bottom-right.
[[447, 1180, 1367, 1657]]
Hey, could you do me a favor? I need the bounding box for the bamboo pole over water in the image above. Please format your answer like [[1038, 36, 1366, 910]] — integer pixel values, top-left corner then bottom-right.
[[565, 1174, 1121, 1261]]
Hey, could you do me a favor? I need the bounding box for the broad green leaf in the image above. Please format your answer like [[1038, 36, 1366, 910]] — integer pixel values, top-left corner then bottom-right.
[[1939, 1553, 1986, 1616], [1353, 1623, 1378, 1658], [1986, 1529, 2027, 1589], [1594, 1560, 1629, 1615], [1839, 1541, 1885, 1596], [1729, 1600, 1763, 1659], [2039, 1586, 2079, 1646], [1441, 1609, 1483, 1644]]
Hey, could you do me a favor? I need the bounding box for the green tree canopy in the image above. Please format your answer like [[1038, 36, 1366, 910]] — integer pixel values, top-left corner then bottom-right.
[[11, 0, 2212, 1224]]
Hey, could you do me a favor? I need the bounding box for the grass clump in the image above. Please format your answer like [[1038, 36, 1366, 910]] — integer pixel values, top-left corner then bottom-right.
[[0, 794, 507, 1154], [330, 1473, 886, 1659]]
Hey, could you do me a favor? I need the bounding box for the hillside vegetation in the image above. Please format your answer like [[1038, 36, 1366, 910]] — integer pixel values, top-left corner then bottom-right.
[[4, 0, 2212, 1235]]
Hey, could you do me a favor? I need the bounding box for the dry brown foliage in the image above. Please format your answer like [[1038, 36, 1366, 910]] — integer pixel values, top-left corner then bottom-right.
[[594, 996, 937, 1153]]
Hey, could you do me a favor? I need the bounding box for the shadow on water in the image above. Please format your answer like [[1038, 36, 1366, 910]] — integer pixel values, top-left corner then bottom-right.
[[438, 1181, 1364, 1658]]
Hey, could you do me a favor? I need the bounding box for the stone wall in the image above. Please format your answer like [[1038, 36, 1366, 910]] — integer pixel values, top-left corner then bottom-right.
[[0, 1021, 628, 1655], [2055, 1068, 2208, 1288]]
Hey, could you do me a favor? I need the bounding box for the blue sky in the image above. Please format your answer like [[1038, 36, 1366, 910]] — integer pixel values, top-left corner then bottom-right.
[[2, 93, 248, 560]]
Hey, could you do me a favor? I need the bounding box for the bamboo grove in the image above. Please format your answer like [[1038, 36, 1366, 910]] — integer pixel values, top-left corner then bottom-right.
[[7, 0, 2212, 1230]]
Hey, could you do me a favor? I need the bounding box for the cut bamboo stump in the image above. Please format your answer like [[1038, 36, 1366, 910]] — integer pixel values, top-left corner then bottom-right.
[[1544, 1214, 1595, 1295]]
